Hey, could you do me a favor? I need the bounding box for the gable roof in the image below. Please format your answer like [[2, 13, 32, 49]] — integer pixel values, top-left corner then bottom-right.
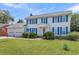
[[25, 11, 72, 19]]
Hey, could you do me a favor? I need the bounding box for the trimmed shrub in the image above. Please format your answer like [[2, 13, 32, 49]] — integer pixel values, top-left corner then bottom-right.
[[63, 44, 70, 51], [29, 32, 37, 38], [66, 32, 79, 41], [22, 32, 29, 38], [43, 32, 54, 40]]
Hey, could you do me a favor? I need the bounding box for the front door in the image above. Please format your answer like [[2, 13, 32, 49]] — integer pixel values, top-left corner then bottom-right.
[[39, 27, 47, 36], [39, 27, 46, 36]]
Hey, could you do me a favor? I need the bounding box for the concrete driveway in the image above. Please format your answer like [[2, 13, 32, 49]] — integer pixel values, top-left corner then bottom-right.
[[0, 36, 16, 39]]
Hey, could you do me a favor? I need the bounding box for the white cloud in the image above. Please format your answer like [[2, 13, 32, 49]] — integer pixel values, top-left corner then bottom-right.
[[27, 8, 44, 15], [27, 7, 55, 15], [66, 4, 79, 13], [3, 3, 24, 8], [3, 3, 55, 15], [3, 3, 43, 14]]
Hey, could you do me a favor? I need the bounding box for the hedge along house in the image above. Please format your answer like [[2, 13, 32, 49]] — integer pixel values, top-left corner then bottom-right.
[[8, 23, 26, 37], [25, 11, 72, 36]]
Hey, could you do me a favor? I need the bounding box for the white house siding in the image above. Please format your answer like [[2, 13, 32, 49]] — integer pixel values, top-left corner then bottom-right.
[[8, 23, 25, 37], [26, 11, 72, 36]]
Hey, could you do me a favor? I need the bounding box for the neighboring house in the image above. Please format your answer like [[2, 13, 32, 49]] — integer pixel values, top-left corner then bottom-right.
[[8, 23, 25, 37], [25, 11, 72, 36], [0, 24, 8, 36]]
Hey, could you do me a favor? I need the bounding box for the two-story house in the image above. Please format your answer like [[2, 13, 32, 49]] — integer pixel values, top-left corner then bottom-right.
[[25, 11, 72, 36]]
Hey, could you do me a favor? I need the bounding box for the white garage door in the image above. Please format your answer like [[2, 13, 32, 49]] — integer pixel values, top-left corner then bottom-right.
[[8, 32, 22, 37]]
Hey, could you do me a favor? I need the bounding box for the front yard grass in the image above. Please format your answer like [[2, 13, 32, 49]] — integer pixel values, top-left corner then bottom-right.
[[0, 38, 79, 55]]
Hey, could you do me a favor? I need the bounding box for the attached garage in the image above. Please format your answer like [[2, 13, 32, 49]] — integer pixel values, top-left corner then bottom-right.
[[8, 23, 25, 37]]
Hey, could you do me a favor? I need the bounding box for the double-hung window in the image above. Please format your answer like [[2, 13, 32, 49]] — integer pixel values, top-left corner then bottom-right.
[[29, 28, 37, 34], [52, 27, 54, 32], [58, 16, 62, 23], [41, 17, 48, 24], [29, 18, 38, 24]]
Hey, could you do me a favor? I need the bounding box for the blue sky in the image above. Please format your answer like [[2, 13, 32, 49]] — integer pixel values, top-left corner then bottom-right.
[[0, 3, 79, 23]]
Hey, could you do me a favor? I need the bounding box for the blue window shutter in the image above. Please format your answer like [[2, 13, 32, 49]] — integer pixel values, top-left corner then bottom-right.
[[26, 19, 28, 24], [43, 18, 44, 23], [52, 16, 54, 23], [52, 27, 54, 32], [30, 28, 31, 32], [32, 28, 34, 32], [66, 15, 68, 22], [30, 20, 32, 24], [28, 29, 30, 32], [60, 27, 62, 35], [30, 28, 32, 32], [29, 28, 30, 32], [34, 28, 36, 33], [30, 19, 31, 24], [58, 27, 59, 35], [31, 28, 32, 32], [32, 19, 34, 24], [36, 18, 37, 24], [29, 20, 31, 24], [58, 16, 59, 23], [41, 17, 43, 23], [66, 27, 68, 34], [46, 17, 48, 24], [31, 19, 33, 24], [60, 16, 62, 22], [33, 28, 34, 32], [36, 28, 37, 34]]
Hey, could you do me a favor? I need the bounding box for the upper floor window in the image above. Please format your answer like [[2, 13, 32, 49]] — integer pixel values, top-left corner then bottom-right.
[[62, 16, 66, 22], [58, 16, 62, 22], [32, 18, 38, 24], [26, 18, 38, 24], [52, 16, 62, 23], [55, 16, 58, 23], [41, 17, 48, 24]]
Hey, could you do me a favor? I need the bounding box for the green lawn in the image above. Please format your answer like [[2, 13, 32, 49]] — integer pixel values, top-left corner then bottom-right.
[[0, 38, 79, 55]]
